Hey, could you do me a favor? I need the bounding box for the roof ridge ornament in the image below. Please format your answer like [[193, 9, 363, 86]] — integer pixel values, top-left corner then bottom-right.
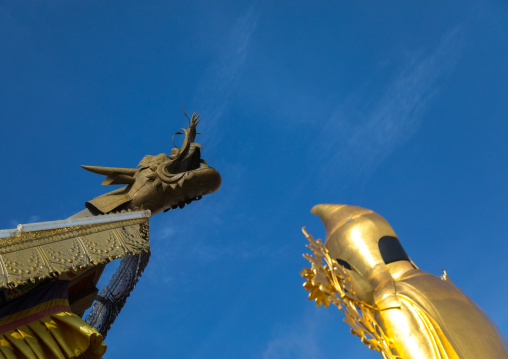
[[81, 110, 221, 215]]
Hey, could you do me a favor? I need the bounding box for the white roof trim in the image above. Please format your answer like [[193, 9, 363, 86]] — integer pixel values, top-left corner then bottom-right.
[[0, 210, 151, 238]]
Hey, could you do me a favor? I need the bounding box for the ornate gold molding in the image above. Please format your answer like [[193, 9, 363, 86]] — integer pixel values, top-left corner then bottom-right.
[[0, 217, 149, 289]]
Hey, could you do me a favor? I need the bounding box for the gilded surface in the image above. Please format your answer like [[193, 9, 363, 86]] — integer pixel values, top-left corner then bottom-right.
[[82, 110, 221, 215], [302, 204, 508, 359], [0, 109, 222, 346], [301, 230, 399, 359], [0, 218, 149, 289], [76, 109, 222, 337]]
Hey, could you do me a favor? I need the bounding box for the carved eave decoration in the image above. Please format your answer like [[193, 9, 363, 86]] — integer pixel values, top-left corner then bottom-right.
[[0, 211, 151, 289]]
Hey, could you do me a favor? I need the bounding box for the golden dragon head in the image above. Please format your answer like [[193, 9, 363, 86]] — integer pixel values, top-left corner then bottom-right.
[[81, 109, 221, 215]]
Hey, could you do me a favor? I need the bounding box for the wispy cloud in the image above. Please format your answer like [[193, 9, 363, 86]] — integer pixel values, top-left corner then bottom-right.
[[262, 328, 319, 358], [261, 306, 380, 359], [315, 28, 465, 185], [7, 214, 41, 228], [138, 7, 260, 284], [192, 7, 259, 145], [261, 307, 323, 359]]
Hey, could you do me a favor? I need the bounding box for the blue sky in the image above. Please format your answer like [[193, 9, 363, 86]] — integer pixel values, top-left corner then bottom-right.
[[1, 1, 508, 358]]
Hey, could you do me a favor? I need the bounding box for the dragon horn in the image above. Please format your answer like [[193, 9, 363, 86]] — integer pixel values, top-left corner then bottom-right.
[[81, 165, 137, 177]]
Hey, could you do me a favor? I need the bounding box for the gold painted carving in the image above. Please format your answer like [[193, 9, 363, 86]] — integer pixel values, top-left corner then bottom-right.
[[82, 109, 221, 216], [301, 228, 400, 359], [0, 218, 149, 289]]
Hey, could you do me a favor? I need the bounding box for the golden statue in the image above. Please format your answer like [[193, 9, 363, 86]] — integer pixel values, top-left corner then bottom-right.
[[301, 204, 508, 359]]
